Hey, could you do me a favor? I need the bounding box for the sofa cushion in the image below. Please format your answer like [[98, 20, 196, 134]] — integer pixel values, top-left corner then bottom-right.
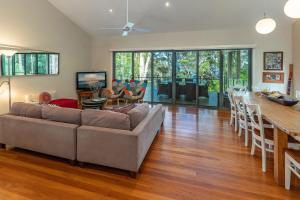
[[10, 102, 42, 119], [127, 103, 150, 130], [82, 109, 130, 130], [42, 105, 81, 125]]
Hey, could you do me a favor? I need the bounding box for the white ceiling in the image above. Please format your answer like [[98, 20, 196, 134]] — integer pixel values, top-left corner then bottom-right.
[[48, 0, 292, 37]]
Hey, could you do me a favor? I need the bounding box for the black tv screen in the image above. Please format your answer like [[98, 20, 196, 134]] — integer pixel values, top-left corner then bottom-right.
[[76, 72, 107, 90]]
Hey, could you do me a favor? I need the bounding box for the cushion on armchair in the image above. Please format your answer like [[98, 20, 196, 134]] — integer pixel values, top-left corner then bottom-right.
[[49, 99, 78, 109]]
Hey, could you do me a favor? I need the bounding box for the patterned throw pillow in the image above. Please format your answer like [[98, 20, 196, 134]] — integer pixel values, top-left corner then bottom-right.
[[111, 104, 137, 114]]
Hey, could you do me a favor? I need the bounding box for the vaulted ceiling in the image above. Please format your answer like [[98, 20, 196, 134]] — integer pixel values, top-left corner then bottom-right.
[[48, 0, 292, 36]]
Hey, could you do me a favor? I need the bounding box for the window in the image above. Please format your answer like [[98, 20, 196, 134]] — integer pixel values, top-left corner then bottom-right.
[[113, 49, 252, 108], [49, 54, 59, 75], [0, 52, 59, 77], [223, 49, 251, 92], [1, 56, 13, 76], [114, 52, 132, 80], [25, 54, 37, 75], [37, 54, 49, 74], [15, 54, 25, 76]]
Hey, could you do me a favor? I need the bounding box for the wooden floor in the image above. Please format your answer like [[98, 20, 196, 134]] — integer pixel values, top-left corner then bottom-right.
[[0, 106, 299, 200]]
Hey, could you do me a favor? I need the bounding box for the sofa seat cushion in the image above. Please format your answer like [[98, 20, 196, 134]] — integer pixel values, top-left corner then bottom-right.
[[10, 102, 42, 119], [127, 103, 150, 130], [82, 109, 130, 130], [42, 105, 81, 125]]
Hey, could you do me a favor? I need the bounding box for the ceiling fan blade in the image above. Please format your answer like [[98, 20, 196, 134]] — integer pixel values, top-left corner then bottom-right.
[[132, 28, 151, 33], [99, 28, 124, 30], [122, 31, 129, 37]]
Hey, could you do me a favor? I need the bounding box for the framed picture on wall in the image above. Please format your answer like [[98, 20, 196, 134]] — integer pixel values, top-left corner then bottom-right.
[[264, 52, 283, 71], [262, 72, 284, 83]]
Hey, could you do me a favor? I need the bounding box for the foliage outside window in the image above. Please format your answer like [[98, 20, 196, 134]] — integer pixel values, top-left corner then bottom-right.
[[115, 52, 132, 80], [113, 49, 251, 106], [134, 52, 151, 80], [0, 53, 59, 76]]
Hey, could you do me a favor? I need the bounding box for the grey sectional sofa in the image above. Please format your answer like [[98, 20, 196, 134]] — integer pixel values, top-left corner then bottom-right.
[[77, 104, 164, 174], [0, 102, 165, 175]]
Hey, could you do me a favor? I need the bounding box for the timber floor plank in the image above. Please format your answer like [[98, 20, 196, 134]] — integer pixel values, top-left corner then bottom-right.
[[0, 106, 299, 200]]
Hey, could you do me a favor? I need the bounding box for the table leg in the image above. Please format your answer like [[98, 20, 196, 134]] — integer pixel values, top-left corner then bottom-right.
[[274, 127, 288, 186]]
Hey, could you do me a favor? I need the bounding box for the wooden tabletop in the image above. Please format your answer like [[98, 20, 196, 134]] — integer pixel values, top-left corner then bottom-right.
[[244, 92, 300, 139]]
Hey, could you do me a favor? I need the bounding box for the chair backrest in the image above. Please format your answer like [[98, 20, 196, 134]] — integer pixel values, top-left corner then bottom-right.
[[234, 96, 246, 115], [227, 88, 235, 108], [246, 104, 264, 132]]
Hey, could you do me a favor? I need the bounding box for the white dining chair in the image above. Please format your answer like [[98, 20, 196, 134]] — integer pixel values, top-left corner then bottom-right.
[[246, 104, 274, 172], [285, 150, 300, 190], [234, 96, 251, 146], [246, 104, 300, 172], [228, 89, 238, 132]]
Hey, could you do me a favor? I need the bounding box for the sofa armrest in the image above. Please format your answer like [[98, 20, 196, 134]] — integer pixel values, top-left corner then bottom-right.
[[133, 104, 164, 169], [77, 126, 138, 171]]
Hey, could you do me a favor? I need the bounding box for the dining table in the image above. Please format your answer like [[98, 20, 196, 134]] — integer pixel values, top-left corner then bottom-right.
[[244, 92, 300, 186]]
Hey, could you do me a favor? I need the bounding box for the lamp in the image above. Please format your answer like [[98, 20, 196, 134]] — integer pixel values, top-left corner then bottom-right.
[[256, 14, 276, 34], [284, 0, 300, 18], [0, 49, 16, 111], [0, 80, 11, 111]]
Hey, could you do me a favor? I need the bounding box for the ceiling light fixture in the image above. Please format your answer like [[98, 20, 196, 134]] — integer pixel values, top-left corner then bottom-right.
[[255, 0, 276, 35], [165, 2, 170, 7], [256, 14, 276, 34], [284, 0, 300, 18]]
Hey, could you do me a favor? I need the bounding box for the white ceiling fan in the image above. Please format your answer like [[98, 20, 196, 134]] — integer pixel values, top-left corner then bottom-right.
[[100, 0, 150, 37]]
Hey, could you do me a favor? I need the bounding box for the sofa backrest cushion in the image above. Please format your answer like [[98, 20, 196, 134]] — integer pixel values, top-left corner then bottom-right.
[[82, 109, 130, 130], [42, 105, 81, 125], [127, 103, 150, 130], [10, 102, 42, 119]]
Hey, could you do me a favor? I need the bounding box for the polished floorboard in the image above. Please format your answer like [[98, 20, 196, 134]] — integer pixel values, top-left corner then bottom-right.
[[0, 106, 299, 200]]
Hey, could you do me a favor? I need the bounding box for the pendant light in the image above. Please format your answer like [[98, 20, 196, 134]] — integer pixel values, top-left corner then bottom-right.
[[284, 0, 300, 18], [256, 0, 276, 35], [256, 14, 277, 34]]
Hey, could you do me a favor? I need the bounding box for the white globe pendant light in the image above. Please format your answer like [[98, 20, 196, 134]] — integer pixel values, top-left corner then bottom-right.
[[284, 0, 300, 18], [256, 15, 276, 34]]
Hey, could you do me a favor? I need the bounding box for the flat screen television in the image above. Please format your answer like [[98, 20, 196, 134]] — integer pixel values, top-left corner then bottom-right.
[[76, 72, 107, 90]]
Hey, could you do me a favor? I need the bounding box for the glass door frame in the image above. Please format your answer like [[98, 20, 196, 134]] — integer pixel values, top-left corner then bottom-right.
[[112, 48, 252, 108]]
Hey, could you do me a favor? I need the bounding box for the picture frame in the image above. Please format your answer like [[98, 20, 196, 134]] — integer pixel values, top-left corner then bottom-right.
[[262, 72, 284, 83], [264, 52, 283, 71]]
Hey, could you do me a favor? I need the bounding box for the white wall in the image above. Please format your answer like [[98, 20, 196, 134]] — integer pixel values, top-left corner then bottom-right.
[[293, 20, 300, 96], [0, 0, 92, 114], [92, 25, 292, 92]]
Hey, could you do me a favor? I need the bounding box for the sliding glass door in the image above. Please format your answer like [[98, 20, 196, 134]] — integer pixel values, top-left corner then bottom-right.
[[175, 51, 197, 105], [153, 51, 173, 103], [198, 50, 221, 107], [134, 52, 152, 102], [113, 48, 252, 108]]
